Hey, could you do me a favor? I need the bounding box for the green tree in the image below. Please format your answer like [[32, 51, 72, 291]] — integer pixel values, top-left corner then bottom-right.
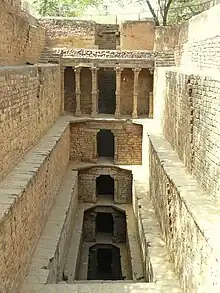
[[126, 0, 212, 25], [33, 0, 102, 16]]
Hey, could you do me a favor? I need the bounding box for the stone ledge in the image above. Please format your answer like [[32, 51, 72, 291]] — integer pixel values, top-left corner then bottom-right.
[[22, 282, 183, 293], [24, 167, 78, 285], [133, 178, 181, 291], [0, 116, 70, 222], [149, 133, 220, 259]]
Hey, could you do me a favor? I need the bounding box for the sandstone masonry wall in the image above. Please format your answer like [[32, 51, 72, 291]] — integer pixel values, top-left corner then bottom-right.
[[70, 121, 142, 165], [78, 166, 132, 203], [39, 19, 97, 49], [0, 119, 70, 293], [0, 64, 61, 181], [0, 1, 45, 65], [149, 135, 220, 293], [95, 24, 119, 49], [120, 21, 155, 51], [157, 68, 220, 196], [174, 4, 220, 71]]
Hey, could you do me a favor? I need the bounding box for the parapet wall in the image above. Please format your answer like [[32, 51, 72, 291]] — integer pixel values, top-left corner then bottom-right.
[[154, 67, 220, 196], [120, 20, 155, 50], [39, 18, 97, 49], [0, 1, 45, 65], [0, 64, 62, 181]]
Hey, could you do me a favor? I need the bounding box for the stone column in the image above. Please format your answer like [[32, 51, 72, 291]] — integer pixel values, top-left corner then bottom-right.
[[149, 91, 153, 118], [132, 67, 141, 119], [74, 66, 81, 116], [115, 67, 123, 118], [90, 66, 98, 117], [148, 67, 154, 118], [60, 66, 65, 114]]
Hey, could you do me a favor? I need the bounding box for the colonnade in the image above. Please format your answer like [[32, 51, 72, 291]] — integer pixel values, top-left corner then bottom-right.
[[61, 66, 153, 118]]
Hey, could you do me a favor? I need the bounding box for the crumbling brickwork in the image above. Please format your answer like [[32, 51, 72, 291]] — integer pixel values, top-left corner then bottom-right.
[[0, 65, 61, 181], [70, 121, 142, 164], [0, 123, 70, 293], [78, 166, 132, 203]]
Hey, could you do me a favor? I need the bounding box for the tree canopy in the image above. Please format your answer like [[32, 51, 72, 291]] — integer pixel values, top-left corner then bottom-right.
[[32, 0, 102, 16], [134, 0, 212, 25]]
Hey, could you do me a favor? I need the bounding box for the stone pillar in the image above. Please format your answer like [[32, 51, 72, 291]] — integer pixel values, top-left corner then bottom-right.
[[115, 67, 123, 118], [60, 66, 65, 114], [90, 66, 98, 117], [148, 67, 154, 118], [74, 66, 81, 116], [132, 67, 141, 119], [149, 91, 153, 118]]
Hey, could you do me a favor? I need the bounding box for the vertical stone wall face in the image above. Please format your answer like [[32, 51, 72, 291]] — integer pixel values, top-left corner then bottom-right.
[[120, 21, 155, 50], [138, 69, 153, 116], [0, 1, 45, 66], [70, 121, 142, 165], [95, 24, 119, 49], [149, 139, 220, 293], [78, 166, 132, 203], [64, 67, 76, 113], [0, 65, 61, 181], [173, 4, 220, 71], [0, 126, 70, 293], [121, 69, 133, 115], [158, 68, 220, 196], [39, 19, 97, 49]]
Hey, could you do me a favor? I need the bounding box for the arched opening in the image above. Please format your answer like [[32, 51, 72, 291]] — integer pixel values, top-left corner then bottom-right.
[[96, 212, 114, 235], [96, 175, 114, 200], [64, 67, 75, 113], [98, 68, 116, 114], [97, 130, 114, 159], [87, 244, 122, 280]]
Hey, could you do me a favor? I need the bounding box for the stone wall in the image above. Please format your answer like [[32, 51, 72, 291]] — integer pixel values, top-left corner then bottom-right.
[[78, 166, 132, 203], [0, 120, 70, 293], [39, 19, 97, 49], [70, 121, 142, 165], [0, 1, 45, 66], [156, 67, 220, 196], [0, 64, 62, 181], [95, 24, 119, 49], [174, 4, 220, 72], [149, 135, 220, 293], [120, 21, 155, 51]]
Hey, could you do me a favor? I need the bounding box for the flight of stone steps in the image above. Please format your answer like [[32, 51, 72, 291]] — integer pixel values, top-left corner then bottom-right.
[[39, 47, 62, 64], [154, 50, 175, 67]]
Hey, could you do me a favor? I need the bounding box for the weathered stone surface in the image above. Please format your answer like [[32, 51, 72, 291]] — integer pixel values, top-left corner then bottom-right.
[[0, 64, 61, 181]]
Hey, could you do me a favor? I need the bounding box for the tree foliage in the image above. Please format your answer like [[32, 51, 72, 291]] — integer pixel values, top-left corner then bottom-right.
[[139, 0, 211, 25], [33, 0, 102, 16]]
